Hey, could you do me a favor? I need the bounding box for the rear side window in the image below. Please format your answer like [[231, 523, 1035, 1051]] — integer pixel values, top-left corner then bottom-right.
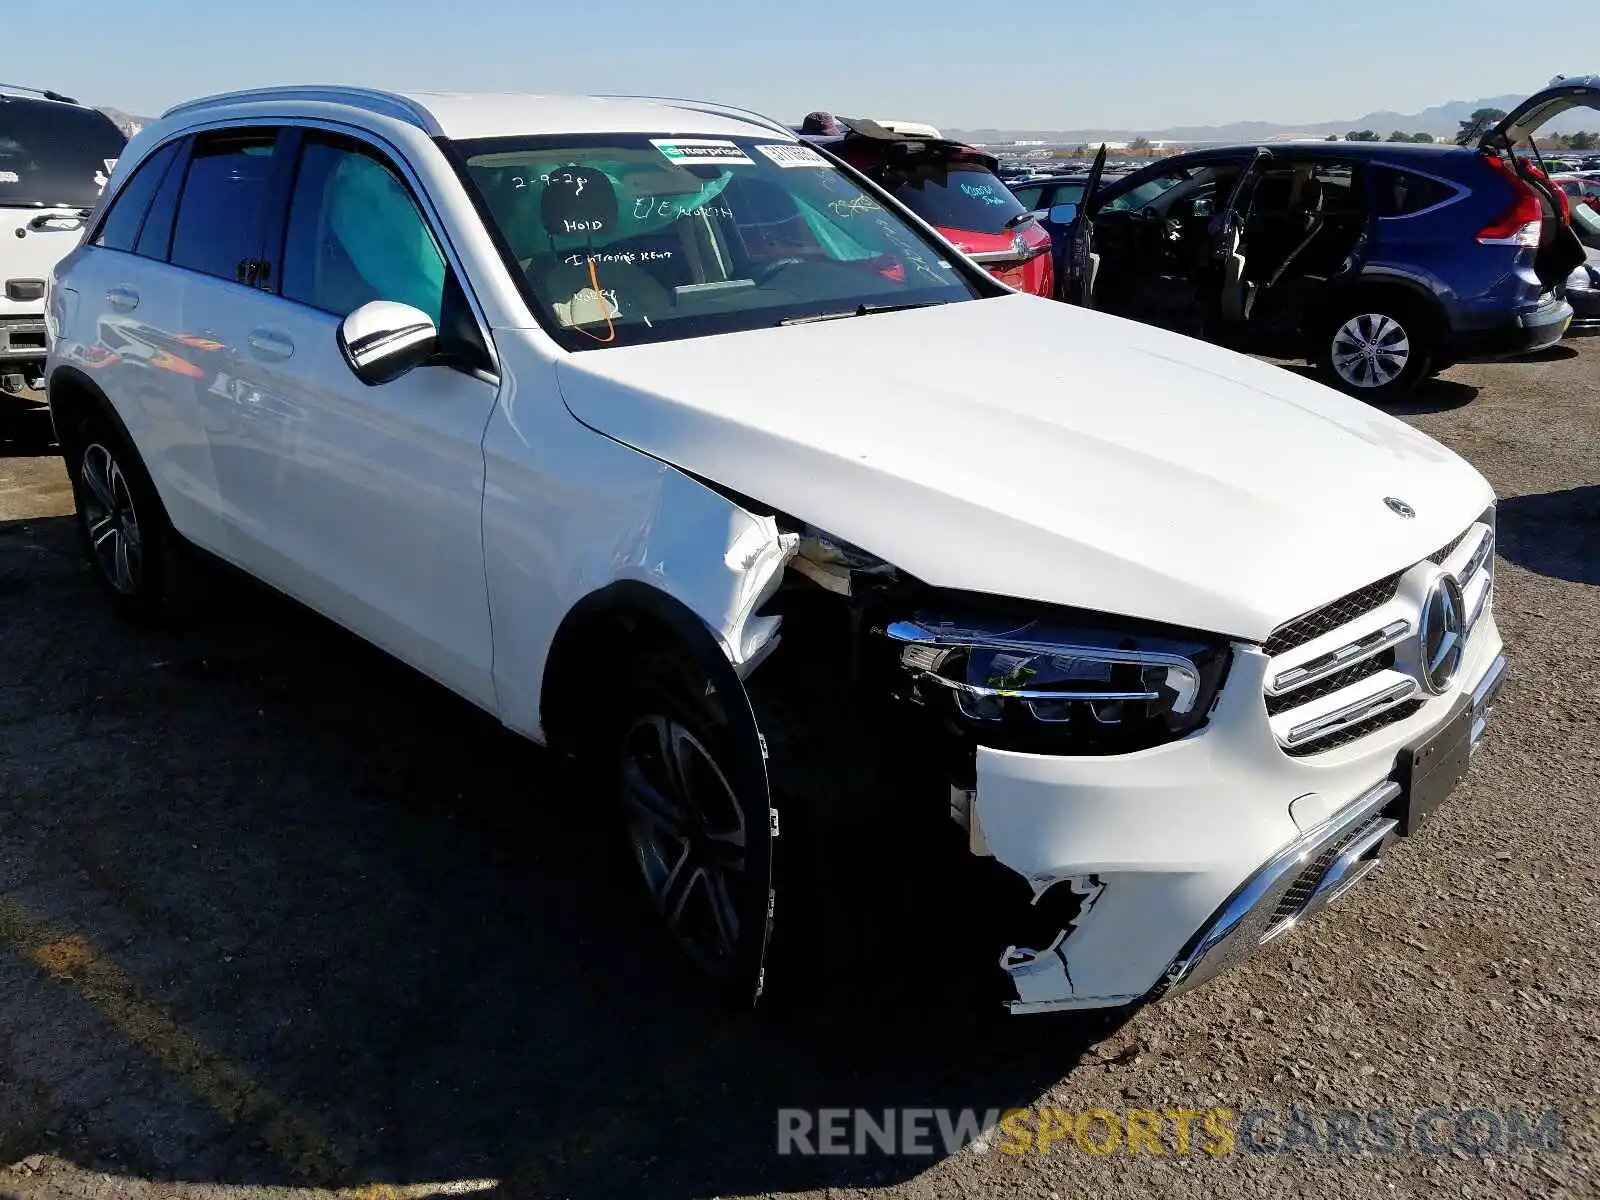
[[886, 161, 1028, 235], [94, 140, 182, 253], [1373, 168, 1457, 217], [169, 130, 281, 284], [279, 137, 447, 323], [135, 138, 189, 261]]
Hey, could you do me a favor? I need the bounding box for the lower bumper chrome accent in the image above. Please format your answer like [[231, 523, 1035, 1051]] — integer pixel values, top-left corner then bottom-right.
[[1155, 780, 1401, 1000]]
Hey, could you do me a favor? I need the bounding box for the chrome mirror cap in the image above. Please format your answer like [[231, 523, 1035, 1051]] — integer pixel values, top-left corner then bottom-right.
[[337, 300, 438, 386]]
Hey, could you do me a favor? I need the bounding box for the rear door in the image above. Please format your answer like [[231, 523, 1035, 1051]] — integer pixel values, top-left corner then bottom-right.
[[1482, 77, 1600, 285], [1213, 148, 1272, 324], [61, 134, 239, 552]]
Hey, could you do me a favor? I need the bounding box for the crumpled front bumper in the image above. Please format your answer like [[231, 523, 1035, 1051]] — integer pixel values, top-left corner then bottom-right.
[[969, 615, 1505, 1014]]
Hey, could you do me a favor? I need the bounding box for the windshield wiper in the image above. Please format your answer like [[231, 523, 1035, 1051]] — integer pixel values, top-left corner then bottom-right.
[[1002, 211, 1037, 230], [780, 301, 942, 326]]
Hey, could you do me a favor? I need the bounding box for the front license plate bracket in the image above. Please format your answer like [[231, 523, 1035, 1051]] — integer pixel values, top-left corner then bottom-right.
[[1396, 701, 1474, 835]]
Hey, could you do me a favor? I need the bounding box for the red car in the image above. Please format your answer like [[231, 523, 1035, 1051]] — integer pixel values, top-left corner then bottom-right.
[[803, 122, 1055, 298], [1552, 174, 1600, 214]]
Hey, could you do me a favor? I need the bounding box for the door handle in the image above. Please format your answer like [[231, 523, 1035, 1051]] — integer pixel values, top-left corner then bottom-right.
[[105, 285, 139, 313], [247, 328, 294, 362]]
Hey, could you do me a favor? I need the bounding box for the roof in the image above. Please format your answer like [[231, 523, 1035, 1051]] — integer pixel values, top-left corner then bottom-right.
[[1167, 141, 1471, 162], [157, 87, 795, 142], [0, 82, 82, 105]]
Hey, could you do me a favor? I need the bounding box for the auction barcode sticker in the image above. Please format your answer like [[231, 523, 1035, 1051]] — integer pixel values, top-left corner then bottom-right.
[[755, 143, 833, 168]]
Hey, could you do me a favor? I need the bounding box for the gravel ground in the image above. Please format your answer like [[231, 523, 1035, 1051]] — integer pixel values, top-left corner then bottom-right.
[[0, 343, 1597, 1200]]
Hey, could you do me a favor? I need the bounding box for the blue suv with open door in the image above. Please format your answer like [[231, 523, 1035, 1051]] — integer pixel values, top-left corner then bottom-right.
[[1060, 76, 1595, 398]]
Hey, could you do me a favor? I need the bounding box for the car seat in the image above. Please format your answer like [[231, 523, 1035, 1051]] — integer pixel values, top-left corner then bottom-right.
[[525, 166, 673, 332]]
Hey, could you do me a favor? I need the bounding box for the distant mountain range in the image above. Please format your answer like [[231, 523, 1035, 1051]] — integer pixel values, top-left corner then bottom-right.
[[96, 107, 148, 137], [950, 93, 1596, 145]]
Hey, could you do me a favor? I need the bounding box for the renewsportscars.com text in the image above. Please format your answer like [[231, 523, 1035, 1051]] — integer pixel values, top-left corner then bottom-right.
[[776, 1106, 1563, 1158]]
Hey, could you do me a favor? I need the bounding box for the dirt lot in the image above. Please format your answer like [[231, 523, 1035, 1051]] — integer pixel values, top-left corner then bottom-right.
[[1, 344, 1597, 1200]]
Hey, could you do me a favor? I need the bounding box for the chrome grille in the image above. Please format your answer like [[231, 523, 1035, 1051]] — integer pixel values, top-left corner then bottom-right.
[[1429, 528, 1471, 565], [1262, 572, 1403, 657], [1263, 520, 1492, 755]]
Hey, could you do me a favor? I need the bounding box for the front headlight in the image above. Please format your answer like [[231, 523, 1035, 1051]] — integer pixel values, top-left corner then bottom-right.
[[880, 609, 1231, 754]]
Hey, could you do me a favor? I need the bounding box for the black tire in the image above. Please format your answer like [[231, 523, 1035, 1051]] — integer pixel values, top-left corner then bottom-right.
[[65, 411, 183, 622], [1312, 296, 1435, 400], [608, 648, 777, 1008]]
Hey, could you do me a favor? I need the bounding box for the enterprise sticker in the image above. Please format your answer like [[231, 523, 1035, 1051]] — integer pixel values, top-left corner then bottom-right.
[[755, 143, 832, 168], [651, 139, 753, 166]]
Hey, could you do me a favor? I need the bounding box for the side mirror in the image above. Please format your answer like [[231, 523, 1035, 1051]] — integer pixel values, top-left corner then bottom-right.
[[1048, 202, 1080, 225], [337, 300, 437, 387]]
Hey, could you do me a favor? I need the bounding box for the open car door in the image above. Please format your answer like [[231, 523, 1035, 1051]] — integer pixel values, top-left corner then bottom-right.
[[1212, 148, 1272, 325], [1065, 144, 1108, 306], [1481, 75, 1600, 286]]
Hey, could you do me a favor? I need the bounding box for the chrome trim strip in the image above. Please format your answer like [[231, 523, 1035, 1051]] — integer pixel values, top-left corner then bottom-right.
[[914, 672, 1159, 703], [1268, 619, 1411, 695], [884, 620, 1199, 672], [1469, 654, 1508, 750], [1459, 528, 1494, 586], [1157, 781, 1401, 999], [1284, 680, 1418, 746]]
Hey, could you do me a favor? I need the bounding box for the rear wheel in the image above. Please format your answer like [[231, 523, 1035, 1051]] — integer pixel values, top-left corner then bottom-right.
[[1313, 299, 1435, 400], [67, 413, 184, 621]]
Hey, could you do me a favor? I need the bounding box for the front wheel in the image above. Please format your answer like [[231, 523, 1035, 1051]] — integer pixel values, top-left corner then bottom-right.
[[1313, 303, 1434, 400], [612, 652, 777, 1007]]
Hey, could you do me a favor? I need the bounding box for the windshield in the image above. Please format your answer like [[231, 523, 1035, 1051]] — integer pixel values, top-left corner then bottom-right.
[[454, 133, 982, 351], [884, 160, 1028, 234], [0, 98, 126, 209]]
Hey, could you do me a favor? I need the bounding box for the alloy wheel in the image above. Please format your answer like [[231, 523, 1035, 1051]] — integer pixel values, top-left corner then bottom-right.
[[620, 714, 750, 980], [1331, 313, 1410, 389], [80, 442, 143, 595]]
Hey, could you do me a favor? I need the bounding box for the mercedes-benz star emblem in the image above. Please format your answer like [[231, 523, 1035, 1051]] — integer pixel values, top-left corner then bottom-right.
[[1418, 574, 1467, 694], [1385, 497, 1416, 519]]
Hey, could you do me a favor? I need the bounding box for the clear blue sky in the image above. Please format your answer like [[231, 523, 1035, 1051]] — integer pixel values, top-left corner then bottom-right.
[[14, 0, 1594, 130]]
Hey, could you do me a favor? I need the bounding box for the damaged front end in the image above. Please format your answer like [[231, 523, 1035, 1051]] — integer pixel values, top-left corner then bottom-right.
[[736, 522, 1234, 1014]]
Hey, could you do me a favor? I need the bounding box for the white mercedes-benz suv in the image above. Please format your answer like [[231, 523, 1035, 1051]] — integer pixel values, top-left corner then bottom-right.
[[45, 88, 1506, 1014]]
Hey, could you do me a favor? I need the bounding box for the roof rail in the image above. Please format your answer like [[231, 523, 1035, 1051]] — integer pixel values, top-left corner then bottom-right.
[[0, 82, 80, 104], [159, 86, 440, 135], [599, 95, 795, 139]]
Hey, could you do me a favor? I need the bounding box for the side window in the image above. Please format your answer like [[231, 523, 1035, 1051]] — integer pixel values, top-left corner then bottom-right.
[[135, 137, 189, 261], [1373, 168, 1456, 217], [93, 140, 181, 253], [1011, 185, 1045, 210], [279, 137, 446, 323], [1102, 168, 1196, 214], [169, 130, 280, 283]]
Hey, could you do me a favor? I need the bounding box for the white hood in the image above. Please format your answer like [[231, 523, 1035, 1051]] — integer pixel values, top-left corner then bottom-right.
[[556, 294, 1492, 641]]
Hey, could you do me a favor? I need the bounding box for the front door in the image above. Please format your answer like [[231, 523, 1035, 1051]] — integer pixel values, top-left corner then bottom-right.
[[190, 128, 501, 709], [1067, 144, 1108, 306]]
